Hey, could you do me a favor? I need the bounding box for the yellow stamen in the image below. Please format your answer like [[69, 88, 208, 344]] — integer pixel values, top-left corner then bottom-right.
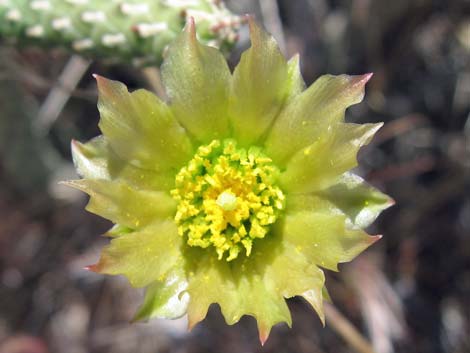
[[171, 139, 285, 261]]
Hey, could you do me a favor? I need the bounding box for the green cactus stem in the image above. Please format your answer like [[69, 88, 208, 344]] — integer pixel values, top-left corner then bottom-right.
[[0, 0, 241, 66]]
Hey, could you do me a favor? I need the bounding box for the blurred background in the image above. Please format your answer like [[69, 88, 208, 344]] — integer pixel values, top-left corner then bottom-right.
[[0, 0, 469, 352]]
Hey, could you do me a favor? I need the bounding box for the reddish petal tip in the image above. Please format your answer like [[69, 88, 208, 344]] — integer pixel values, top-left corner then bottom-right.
[[363, 72, 374, 81], [258, 327, 271, 346], [244, 13, 255, 22], [259, 335, 268, 346], [371, 234, 383, 243], [246, 14, 258, 31], [187, 320, 196, 332], [93, 75, 113, 90], [240, 14, 251, 24], [351, 72, 373, 87], [183, 17, 197, 42], [93, 74, 108, 88], [93, 74, 107, 84], [185, 16, 195, 31], [84, 264, 99, 272]]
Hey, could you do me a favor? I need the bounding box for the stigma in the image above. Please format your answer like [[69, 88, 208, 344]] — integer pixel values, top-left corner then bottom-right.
[[216, 190, 238, 211]]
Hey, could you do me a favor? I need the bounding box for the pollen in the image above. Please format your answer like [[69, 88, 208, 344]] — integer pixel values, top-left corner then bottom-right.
[[171, 139, 285, 261]]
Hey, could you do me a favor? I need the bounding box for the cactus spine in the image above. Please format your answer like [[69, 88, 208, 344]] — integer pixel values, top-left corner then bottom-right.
[[0, 0, 241, 66]]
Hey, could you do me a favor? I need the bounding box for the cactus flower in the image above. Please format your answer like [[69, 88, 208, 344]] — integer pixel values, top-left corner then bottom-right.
[[65, 18, 393, 344]]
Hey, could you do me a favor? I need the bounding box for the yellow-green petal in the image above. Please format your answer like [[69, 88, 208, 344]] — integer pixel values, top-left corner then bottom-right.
[[317, 172, 394, 229], [286, 54, 306, 100], [301, 288, 325, 325], [134, 268, 189, 321], [184, 229, 327, 343], [287, 172, 393, 229], [161, 19, 231, 143], [229, 19, 289, 146], [88, 221, 182, 288], [104, 224, 133, 238], [95, 76, 193, 171], [280, 122, 382, 193], [265, 73, 373, 165], [278, 211, 380, 272], [264, 242, 326, 324], [64, 179, 176, 229], [71, 137, 174, 191], [185, 251, 291, 344]]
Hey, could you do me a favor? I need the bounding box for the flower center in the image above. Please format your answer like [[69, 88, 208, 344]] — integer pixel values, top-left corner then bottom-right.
[[171, 139, 285, 261]]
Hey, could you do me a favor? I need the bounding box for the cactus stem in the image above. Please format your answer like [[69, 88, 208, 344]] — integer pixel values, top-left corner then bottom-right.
[[1, 0, 241, 66], [81, 10, 106, 23]]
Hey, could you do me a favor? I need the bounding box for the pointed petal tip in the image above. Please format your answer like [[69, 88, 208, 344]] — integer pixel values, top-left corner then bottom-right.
[[258, 326, 271, 346], [363, 72, 374, 81], [184, 16, 196, 34], [370, 234, 383, 244], [70, 140, 81, 156], [70, 139, 84, 152], [58, 180, 83, 189], [259, 334, 268, 346], [187, 313, 204, 332], [246, 15, 264, 44], [101, 230, 115, 238], [181, 17, 198, 47], [84, 264, 99, 272], [92, 73, 103, 81], [240, 14, 251, 24], [369, 121, 385, 135], [244, 14, 255, 25], [187, 319, 197, 332], [59, 179, 84, 191], [93, 74, 109, 89], [130, 314, 145, 324], [351, 72, 374, 87], [70, 138, 78, 148]]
